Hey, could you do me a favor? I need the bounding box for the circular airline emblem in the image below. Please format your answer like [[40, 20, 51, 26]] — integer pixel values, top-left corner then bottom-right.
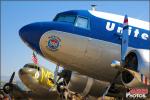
[[47, 36, 61, 51]]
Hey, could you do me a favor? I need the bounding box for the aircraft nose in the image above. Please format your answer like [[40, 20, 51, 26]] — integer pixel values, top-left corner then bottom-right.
[[19, 22, 45, 54]]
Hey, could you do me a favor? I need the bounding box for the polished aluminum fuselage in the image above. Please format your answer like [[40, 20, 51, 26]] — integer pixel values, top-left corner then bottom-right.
[[39, 30, 150, 82]]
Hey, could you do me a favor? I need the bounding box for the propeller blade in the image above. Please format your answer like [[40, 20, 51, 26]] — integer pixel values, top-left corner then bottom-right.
[[9, 72, 15, 83], [102, 71, 121, 98], [105, 15, 130, 98], [54, 64, 59, 85], [121, 15, 129, 63]]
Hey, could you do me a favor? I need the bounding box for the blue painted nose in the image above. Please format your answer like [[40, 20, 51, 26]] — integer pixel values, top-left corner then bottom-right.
[[19, 22, 47, 54]]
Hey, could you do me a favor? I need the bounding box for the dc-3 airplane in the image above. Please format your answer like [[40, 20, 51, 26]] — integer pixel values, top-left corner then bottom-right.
[[0, 63, 61, 100], [19, 7, 150, 99]]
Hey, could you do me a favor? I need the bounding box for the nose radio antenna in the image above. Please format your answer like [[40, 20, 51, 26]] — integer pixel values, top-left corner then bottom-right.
[[91, 4, 96, 11]]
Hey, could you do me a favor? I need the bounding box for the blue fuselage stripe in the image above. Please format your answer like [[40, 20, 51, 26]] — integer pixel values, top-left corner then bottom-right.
[[46, 10, 149, 49], [22, 10, 150, 53]]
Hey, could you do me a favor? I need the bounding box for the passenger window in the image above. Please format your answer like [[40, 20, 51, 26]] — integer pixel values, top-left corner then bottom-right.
[[75, 17, 89, 29]]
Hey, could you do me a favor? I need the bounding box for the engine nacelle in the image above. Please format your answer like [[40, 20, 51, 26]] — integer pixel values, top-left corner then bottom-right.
[[67, 72, 109, 97], [121, 50, 150, 88], [122, 70, 148, 88]]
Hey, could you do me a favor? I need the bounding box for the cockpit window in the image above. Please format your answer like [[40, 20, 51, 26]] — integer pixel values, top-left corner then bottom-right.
[[24, 64, 40, 70], [75, 16, 89, 29], [54, 14, 76, 24]]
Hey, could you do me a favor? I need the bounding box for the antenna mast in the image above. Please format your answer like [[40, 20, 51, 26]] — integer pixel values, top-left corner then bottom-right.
[[91, 4, 96, 11]]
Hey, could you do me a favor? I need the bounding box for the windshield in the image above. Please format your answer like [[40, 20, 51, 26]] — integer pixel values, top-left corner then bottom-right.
[[24, 64, 40, 70], [54, 14, 76, 24]]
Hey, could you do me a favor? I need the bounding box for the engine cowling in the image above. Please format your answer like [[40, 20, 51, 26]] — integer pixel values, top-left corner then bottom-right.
[[67, 72, 109, 97], [121, 50, 150, 88]]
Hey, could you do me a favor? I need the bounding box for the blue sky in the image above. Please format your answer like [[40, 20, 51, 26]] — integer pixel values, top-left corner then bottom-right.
[[1, 1, 149, 77]]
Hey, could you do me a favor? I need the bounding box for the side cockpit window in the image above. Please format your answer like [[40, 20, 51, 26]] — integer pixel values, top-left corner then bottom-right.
[[54, 14, 76, 24], [75, 16, 89, 29]]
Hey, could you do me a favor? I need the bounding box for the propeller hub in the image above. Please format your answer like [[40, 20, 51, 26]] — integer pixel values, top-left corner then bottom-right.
[[4, 85, 10, 91], [3, 83, 13, 94], [2, 72, 15, 94]]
